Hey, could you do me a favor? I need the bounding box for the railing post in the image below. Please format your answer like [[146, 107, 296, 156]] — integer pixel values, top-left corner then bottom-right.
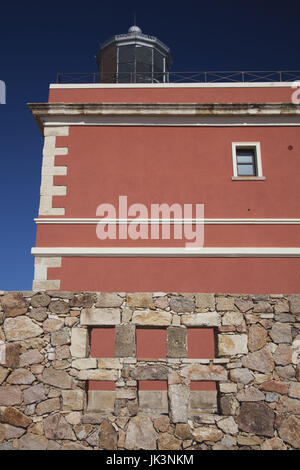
[[279, 71, 282, 82]]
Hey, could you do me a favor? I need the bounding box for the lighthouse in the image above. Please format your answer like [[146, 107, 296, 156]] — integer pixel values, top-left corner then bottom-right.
[[29, 25, 300, 293]]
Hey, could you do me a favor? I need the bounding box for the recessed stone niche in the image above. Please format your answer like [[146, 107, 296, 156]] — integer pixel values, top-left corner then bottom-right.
[[87, 325, 217, 414]]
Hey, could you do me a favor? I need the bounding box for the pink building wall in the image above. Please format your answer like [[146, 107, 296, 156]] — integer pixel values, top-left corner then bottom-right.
[[32, 84, 300, 293]]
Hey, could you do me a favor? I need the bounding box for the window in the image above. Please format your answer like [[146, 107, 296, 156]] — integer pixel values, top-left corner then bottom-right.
[[236, 148, 257, 176], [232, 142, 265, 180]]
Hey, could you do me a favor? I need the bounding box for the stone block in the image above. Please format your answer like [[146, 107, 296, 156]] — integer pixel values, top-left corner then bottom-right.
[[51, 328, 70, 346], [4, 317, 43, 341], [78, 369, 118, 381], [169, 296, 195, 313], [23, 383, 46, 405], [126, 293, 154, 309], [0, 407, 32, 428], [96, 293, 123, 308], [138, 391, 168, 414], [70, 294, 95, 308], [98, 358, 122, 369], [62, 390, 85, 411], [242, 347, 275, 374], [49, 300, 70, 314], [158, 433, 182, 450], [181, 311, 221, 327], [115, 324, 136, 357], [167, 327, 187, 358], [222, 311, 244, 326], [1, 292, 28, 317], [36, 398, 61, 415], [169, 384, 189, 423], [44, 414, 76, 441], [125, 416, 157, 450], [189, 390, 218, 414], [42, 368, 72, 389], [192, 426, 222, 442], [270, 323, 292, 344], [289, 294, 300, 314], [81, 308, 120, 326], [87, 391, 116, 413], [278, 415, 300, 448], [132, 310, 171, 326], [72, 358, 97, 370], [0, 423, 26, 441], [18, 433, 48, 450], [70, 328, 88, 358], [31, 293, 51, 308], [216, 297, 235, 311], [99, 419, 118, 450], [180, 364, 227, 381], [237, 402, 275, 437], [248, 324, 267, 352], [218, 334, 248, 356], [195, 293, 215, 311], [4, 343, 21, 368], [19, 349, 43, 366], [131, 364, 168, 380], [7, 368, 35, 385]]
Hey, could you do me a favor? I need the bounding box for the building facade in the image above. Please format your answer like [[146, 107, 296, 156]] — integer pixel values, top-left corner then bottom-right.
[[29, 27, 300, 293]]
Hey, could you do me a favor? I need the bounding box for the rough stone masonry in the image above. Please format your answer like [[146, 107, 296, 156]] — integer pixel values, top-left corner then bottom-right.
[[0, 291, 299, 450]]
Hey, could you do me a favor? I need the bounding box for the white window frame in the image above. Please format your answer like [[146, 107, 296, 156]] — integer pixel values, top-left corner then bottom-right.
[[232, 142, 265, 180]]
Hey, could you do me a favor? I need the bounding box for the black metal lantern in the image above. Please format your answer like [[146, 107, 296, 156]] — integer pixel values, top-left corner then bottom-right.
[[97, 25, 172, 83]]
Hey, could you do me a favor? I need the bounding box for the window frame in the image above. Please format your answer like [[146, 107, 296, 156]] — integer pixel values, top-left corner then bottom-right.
[[231, 142, 265, 180]]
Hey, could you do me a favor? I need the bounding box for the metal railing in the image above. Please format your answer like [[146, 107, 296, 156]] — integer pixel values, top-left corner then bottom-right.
[[56, 70, 300, 84]]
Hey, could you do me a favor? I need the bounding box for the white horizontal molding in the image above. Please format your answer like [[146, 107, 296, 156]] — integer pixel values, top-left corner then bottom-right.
[[34, 218, 300, 225], [50, 82, 297, 89], [31, 247, 300, 258], [40, 115, 300, 127], [28, 102, 300, 131]]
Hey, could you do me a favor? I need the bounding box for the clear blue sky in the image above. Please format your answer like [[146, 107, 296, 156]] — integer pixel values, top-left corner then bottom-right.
[[0, 0, 299, 290]]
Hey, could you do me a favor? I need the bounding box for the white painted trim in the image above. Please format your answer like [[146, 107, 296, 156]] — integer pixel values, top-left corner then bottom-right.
[[232, 176, 266, 181], [40, 115, 300, 127], [232, 142, 263, 178], [50, 82, 296, 89], [34, 218, 300, 225], [39, 128, 69, 216], [31, 247, 300, 258], [32, 256, 61, 290]]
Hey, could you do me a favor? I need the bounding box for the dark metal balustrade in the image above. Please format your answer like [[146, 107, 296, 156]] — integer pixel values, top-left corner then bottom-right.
[[56, 70, 300, 84]]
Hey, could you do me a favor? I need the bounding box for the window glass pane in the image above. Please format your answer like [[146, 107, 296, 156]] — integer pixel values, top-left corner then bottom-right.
[[236, 148, 255, 157], [118, 45, 135, 63], [237, 164, 255, 176], [236, 147, 257, 176], [237, 155, 253, 164]]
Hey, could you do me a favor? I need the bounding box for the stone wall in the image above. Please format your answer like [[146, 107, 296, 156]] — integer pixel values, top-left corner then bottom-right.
[[0, 291, 299, 450]]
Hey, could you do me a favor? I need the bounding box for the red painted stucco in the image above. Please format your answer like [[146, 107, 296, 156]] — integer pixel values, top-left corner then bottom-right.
[[136, 329, 166, 359], [90, 328, 115, 357], [47, 257, 300, 293], [139, 381, 167, 391], [33, 84, 300, 293], [89, 381, 116, 391], [187, 329, 215, 359], [47, 126, 300, 219], [36, 224, 300, 248], [49, 86, 294, 103]]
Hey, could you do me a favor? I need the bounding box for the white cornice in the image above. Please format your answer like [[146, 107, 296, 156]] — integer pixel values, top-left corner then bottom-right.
[[27, 102, 300, 131], [49, 82, 297, 89], [34, 218, 300, 225], [31, 247, 300, 257], [28, 102, 300, 117]]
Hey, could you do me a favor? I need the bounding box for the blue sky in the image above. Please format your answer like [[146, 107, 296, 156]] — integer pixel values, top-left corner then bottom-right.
[[0, 0, 299, 290]]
